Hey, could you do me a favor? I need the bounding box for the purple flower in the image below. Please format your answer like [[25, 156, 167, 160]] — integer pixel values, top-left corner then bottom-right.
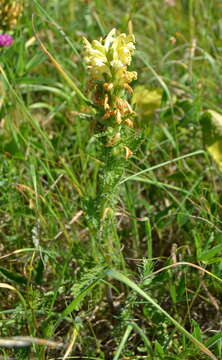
[[0, 34, 13, 48]]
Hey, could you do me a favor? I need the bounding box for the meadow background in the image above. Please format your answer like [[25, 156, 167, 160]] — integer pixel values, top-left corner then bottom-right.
[[1, 0, 222, 359]]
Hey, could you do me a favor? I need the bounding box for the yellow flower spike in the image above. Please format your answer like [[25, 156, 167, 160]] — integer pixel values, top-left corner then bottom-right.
[[83, 28, 137, 86], [83, 29, 138, 250], [82, 29, 138, 259]]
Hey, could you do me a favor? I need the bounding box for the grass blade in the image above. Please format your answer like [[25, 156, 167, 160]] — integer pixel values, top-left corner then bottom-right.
[[108, 269, 218, 360], [113, 324, 133, 360], [120, 150, 205, 184]]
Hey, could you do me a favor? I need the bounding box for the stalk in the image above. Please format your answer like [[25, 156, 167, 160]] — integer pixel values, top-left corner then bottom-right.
[[82, 29, 138, 264]]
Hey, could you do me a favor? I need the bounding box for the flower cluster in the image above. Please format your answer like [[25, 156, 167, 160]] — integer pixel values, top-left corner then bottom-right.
[[83, 29, 137, 152], [0, 33, 13, 47], [83, 28, 137, 86], [0, 0, 22, 30]]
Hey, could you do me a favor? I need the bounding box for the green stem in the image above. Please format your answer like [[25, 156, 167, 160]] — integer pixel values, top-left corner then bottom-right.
[[86, 144, 126, 266]]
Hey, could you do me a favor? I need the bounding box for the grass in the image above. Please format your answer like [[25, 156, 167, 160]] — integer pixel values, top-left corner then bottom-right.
[[1, 0, 222, 359]]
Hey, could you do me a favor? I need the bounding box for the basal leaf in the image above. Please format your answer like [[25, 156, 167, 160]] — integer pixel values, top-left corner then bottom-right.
[[0, 266, 27, 285]]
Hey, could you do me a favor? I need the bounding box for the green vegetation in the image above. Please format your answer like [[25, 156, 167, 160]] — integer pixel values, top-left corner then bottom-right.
[[1, 0, 222, 359]]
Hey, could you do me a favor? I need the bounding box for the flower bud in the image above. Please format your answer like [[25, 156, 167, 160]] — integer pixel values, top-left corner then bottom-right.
[[103, 83, 114, 91], [124, 118, 134, 127], [124, 146, 133, 159]]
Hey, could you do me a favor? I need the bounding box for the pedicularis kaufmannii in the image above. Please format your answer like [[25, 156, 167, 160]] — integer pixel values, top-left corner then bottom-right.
[[82, 29, 139, 261], [83, 28, 137, 151]]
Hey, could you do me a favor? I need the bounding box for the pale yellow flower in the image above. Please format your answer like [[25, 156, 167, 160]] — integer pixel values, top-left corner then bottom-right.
[[83, 37, 111, 80], [104, 28, 116, 51], [83, 28, 137, 85], [111, 33, 135, 66]]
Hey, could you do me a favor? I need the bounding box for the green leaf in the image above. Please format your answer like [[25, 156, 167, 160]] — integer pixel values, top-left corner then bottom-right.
[[169, 284, 177, 304], [191, 319, 202, 342], [0, 266, 27, 285], [201, 109, 222, 170], [206, 332, 222, 348], [198, 244, 222, 263], [154, 340, 164, 357]]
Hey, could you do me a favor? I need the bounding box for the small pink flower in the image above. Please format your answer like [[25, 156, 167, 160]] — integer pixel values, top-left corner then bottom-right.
[[0, 34, 13, 47]]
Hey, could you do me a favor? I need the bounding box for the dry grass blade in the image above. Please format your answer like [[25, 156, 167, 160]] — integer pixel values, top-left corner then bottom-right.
[[0, 282, 26, 308], [148, 261, 222, 284], [0, 336, 63, 348], [62, 328, 78, 360]]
